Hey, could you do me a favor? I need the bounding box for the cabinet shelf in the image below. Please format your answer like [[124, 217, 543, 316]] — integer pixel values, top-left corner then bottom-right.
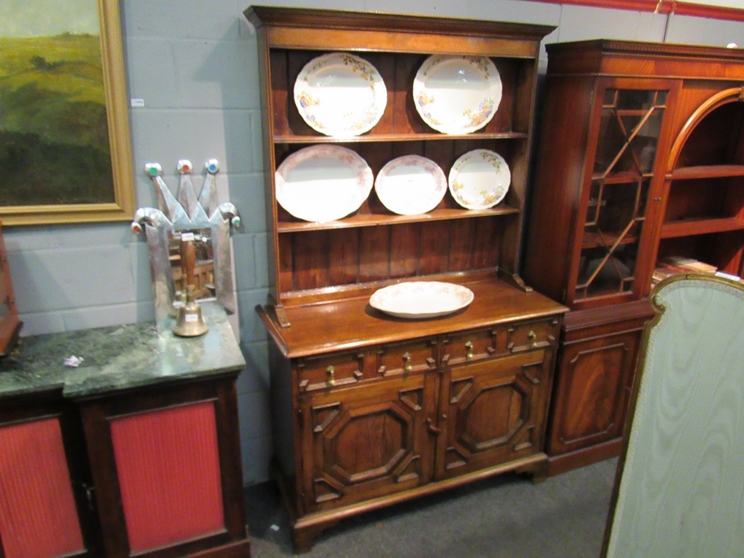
[[277, 206, 520, 233], [274, 132, 530, 144], [661, 216, 744, 238], [582, 230, 639, 250], [591, 170, 651, 183], [671, 165, 744, 180]]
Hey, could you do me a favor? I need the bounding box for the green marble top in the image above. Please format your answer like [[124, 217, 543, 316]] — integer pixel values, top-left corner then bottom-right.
[[0, 301, 245, 399]]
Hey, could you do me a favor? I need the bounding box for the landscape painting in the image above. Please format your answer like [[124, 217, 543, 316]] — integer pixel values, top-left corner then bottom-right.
[[0, 0, 134, 225]]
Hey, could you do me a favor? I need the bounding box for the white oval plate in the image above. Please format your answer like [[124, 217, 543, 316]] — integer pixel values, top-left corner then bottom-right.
[[294, 52, 387, 138], [449, 149, 511, 210], [374, 155, 447, 215], [369, 281, 474, 319], [275, 145, 373, 223], [413, 55, 502, 135]]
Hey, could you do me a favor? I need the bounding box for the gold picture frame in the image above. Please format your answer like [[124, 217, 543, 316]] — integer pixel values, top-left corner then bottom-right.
[[0, 0, 134, 226]]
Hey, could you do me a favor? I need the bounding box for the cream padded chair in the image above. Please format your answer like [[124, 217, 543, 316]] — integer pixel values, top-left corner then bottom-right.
[[603, 274, 744, 558]]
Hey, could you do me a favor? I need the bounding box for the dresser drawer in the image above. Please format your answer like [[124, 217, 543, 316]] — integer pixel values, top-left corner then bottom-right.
[[506, 319, 558, 353], [442, 327, 498, 366], [375, 338, 437, 377], [297, 351, 366, 393]]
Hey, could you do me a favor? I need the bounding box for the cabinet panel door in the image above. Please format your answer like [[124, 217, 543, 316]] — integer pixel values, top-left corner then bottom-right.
[[0, 417, 85, 558], [79, 377, 247, 558], [547, 330, 641, 455], [299, 374, 438, 514], [438, 351, 552, 480]]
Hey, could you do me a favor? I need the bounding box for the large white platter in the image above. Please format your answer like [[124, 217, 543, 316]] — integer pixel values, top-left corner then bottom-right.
[[449, 149, 511, 210], [294, 52, 387, 138], [413, 55, 502, 135], [374, 155, 447, 215], [369, 281, 474, 319], [275, 145, 374, 223]]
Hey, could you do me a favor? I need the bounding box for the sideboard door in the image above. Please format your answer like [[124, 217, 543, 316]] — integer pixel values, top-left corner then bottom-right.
[[299, 373, 439, 515]]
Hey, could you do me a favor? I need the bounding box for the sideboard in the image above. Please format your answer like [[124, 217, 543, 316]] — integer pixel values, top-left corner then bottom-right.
[[0, 302, 249, 558]]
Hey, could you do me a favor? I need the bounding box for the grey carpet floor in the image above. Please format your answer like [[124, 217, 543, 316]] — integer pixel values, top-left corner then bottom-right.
[[244, 458, 618, 557]]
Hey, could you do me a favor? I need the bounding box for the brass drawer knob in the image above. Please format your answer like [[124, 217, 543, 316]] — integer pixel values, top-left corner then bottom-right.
[[326, 365, 336, 386], [528, 330, 537, 348], [403, 352, 413, 372], [465, 341, 474, 360]]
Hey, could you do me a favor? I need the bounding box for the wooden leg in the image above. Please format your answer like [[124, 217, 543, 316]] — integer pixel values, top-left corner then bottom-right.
[[292, 520, 338, 554]]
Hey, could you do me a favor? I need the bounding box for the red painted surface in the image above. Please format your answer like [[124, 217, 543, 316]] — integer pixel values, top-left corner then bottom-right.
[[0, 418, 85, 558], [110, 401, 225, 552], [526, 0, 744, 22]]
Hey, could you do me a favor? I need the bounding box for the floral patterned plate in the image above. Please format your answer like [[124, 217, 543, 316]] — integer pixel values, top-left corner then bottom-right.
[[369, 281, 474, 319], [294, 52, 387, 138], [374, 155, 447, 215], [448, 149, 511, 210], [275, 145, 373, 223], [413, 55, 502, 135]]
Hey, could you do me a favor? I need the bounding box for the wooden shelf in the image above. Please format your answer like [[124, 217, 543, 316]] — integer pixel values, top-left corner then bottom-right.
[[661, 216, 744, 238], [591, 170, 651, 183], [274, 132, 530, 144], [671, 165, 744, 180], [582, 230, 639, 250], [277, 205, 520, 233]]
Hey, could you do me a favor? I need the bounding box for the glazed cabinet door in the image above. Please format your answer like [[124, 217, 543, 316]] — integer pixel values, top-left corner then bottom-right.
[[298, 373, 439, 514], [569, 79, 678, 309], [436, 350, 554, 480], [546, 330, 641, 457]]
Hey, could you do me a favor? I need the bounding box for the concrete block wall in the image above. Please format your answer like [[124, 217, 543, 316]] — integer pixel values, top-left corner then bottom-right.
[[4, 0, 744, 485]]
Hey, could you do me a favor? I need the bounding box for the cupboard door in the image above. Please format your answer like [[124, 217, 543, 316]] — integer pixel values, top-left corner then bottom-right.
[[438, 351, 552, 480], [78, 377, 247, 558], [0, 396, 98, 558], [0, 418, 85, 558], [299, 374, 438, 514], [547, 330, 641, 456], [570, 81, 675, 308]]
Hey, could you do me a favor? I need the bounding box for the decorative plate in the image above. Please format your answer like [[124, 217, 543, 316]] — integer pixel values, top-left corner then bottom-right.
[[448, 149, 511, 210], [294, 52, 387, 138], [413, 55, 502, 135], [275, 145, 373, 223], [369, 281, 475, 319], [374, 155, 447, 215]]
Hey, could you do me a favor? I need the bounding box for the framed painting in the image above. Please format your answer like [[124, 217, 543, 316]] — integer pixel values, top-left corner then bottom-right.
[[0, 0, 134, 226]]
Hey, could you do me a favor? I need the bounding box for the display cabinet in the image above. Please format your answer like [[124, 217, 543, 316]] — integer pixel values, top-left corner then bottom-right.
[[524, 40, 744, 475], [246, 5, 566, 552]]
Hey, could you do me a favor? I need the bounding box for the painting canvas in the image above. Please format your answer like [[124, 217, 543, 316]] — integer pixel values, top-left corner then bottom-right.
[[0, 0, 134, 225]]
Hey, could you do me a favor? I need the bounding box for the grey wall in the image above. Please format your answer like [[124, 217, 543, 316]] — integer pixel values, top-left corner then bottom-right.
[[4, 0, 744, 485]]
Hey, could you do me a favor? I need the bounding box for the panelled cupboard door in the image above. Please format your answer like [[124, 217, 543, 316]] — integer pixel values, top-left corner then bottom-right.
[[0, 417, 87, 558], [547, 330, 640, 456], [299, 373, 439, 514], [438, 351, 553, 480]]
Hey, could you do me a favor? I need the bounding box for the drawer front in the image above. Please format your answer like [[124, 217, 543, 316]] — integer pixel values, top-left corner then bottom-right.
[[375, 338, 437, 378], [506, 319, 557, 354], [442, 318, 560, 366], [297, 351, 366, 393], [442, 327, 498, 366]]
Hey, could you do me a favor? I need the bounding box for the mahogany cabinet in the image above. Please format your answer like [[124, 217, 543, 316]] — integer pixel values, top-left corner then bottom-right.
[[0, 310, 249, 558], [246, 6, 566, 552], [524, 40, 744, 475]]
